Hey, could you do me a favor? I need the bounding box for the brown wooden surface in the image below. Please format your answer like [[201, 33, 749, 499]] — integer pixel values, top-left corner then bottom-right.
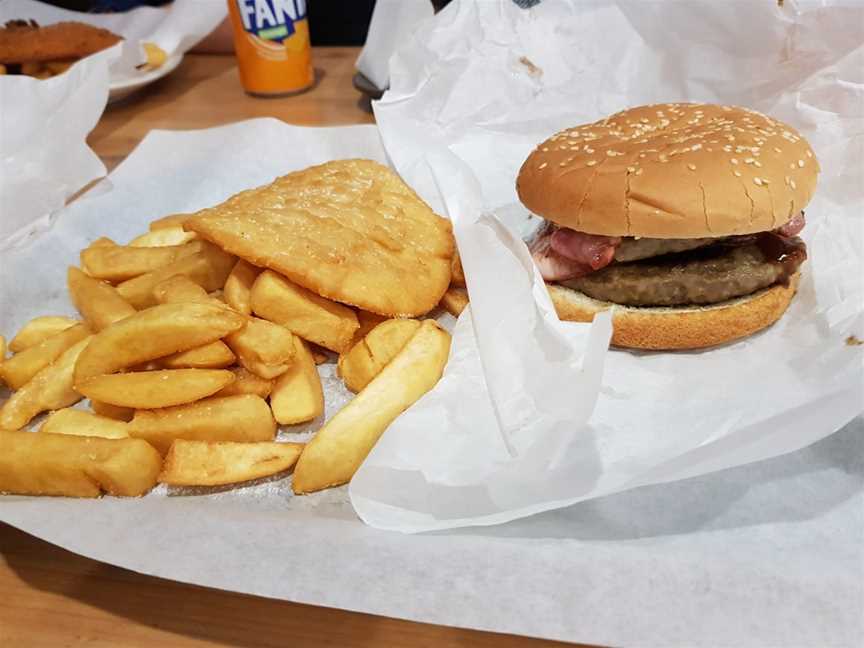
[[0, 49, 588, 648]]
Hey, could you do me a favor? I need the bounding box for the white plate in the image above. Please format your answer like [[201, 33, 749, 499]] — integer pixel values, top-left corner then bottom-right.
[[108, 52, 184, 103]]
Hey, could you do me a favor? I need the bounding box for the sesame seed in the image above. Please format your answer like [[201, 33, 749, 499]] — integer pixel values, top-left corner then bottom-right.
[[559, 162, 567, 167], [627, 166, 636, 173], [733, 170, 742, 177], [586, 160, 597, 166], [753, 160, 763, 167], [745, 158, 755, 164], [798, 159, 805, 167], [753, 177, 768, 186], [731, 158, 739, 165], [687, 163, 696, 171], [806, 150, 813, 158], [789, 163, 796, 169], [541, 147, 549, 152], [635, 168, 644, 176], [774, 147, 782, 153], [538, 162, 547, 169], [790, 179, 797, 189]]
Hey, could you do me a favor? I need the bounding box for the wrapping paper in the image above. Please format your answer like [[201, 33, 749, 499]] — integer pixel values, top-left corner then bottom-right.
[[0, 0, 226, 246], [1, 1, 863, 645], [352, 0, 864, 531]]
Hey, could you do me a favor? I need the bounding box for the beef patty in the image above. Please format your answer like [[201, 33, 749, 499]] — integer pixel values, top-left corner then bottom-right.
[[563, 235, 806, 307]]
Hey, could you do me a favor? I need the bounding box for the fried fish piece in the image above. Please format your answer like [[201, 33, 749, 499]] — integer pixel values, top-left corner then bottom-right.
[[0, 19, 121, 64], [185, 159, 454, 318], [0, 20, 122, 64]]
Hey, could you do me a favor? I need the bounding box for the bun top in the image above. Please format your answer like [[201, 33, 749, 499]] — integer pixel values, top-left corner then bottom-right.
[[516, 103, 819, 238]]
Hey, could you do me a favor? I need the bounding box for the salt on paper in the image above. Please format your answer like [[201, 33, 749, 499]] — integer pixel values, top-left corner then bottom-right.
[[350, 0, 864, 532]]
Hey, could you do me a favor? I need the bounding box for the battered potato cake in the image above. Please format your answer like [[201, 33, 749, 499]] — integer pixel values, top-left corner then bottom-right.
[[185, 159, 454, 317], [0, 20, 122, 65]]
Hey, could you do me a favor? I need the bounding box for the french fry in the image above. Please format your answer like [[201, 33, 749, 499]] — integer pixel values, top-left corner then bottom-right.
[[80, 241, 202, 282], [150, 213, 192, 230], [0, 336, 91, 430], [0, 335, 5, 361], [141, 42, 167, 70], [8, 315, 79, 353], [355, 310, 386, 341], [451, 250, 466, 287], [250, 270, 359, 353], [270, 336, 324, 425], [293, 320, 451, 493], [68, 267, 136, 331], [40, 409, 129, 439], [76, 369, 234, 409], [90, 399, 134, 422], [88, 236, 117, 249], [150, 276, 234, 368], [225, 317, 295, 367], [160, 342, 235, 369], [223, 260, 260, 316], [0, 323, 90, 390], [73, 302, 244, 382], [116, 243, 236, 309], [159, 440, 303, 486], [152, 275, 221, 306], [337, 319, 421, 393], [129, 226, 197, 248], [128, 394, 276, 454], [214, 367, 274, 398], [0, 430, 161, 497], [440, 286, 469, 317]]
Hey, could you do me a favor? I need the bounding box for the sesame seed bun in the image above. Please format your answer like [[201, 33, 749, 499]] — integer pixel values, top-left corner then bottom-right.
[[517, 103, 819, 238], [547, 273, 800, 350]]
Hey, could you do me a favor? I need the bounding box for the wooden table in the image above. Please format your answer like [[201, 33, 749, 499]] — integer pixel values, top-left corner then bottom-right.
[[0, 48, 583, 648]]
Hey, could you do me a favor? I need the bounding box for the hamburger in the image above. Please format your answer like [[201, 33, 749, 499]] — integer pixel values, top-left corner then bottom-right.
[[517, 103, 817, 350]]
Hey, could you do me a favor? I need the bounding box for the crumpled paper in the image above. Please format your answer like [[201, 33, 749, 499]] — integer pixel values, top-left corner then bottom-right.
[[0, 0, 225, 247], [350, 0, 864, 532], [355, 0, 433, 91]]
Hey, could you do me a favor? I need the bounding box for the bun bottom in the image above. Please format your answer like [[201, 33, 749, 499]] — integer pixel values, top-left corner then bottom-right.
[[548, 273, 800, 350]]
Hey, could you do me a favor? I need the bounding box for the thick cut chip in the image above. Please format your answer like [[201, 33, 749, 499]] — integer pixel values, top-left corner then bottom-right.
[[159, 440, 303, 486], [450, 251, 466, 287], [68, 267, 136, 331], [8, 315, 79, 353], [439, 286, 469, 317], [80, 242, 201, 282], [76, 369, 234, 409], [40, 409, 129, 439], [270, 336, 324, 425], [90, 399, 134, 422], [223, 260, 260, 315], [128, 394, 276, 454], [185, 159, 454, 317], [0, 336, 91, 430], [160, 342, 235, 369], [338, 319, 421, 393], [293, 320, 451, 493], [0, 430, 161, 497], [116, 242, 235, 309], [0, 323, 90, 390], [130, 227, 197, 247], [250, 270, 358, 353], [215, 367, 274, 398], [150, 213, 192, 230], [74, 302, 244, 382]]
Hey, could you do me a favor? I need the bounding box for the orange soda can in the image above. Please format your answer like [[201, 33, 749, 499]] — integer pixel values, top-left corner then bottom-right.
[[227, 0, 314, 96]]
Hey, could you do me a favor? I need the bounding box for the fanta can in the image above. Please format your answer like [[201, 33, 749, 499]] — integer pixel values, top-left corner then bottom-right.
[[227, 0, 314, 96]]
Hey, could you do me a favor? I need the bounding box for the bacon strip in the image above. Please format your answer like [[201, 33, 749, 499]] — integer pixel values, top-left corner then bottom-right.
[[530, 212, 806, 282]]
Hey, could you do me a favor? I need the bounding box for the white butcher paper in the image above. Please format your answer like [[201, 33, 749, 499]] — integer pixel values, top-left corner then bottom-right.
[[1, 0, 863, 645]]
